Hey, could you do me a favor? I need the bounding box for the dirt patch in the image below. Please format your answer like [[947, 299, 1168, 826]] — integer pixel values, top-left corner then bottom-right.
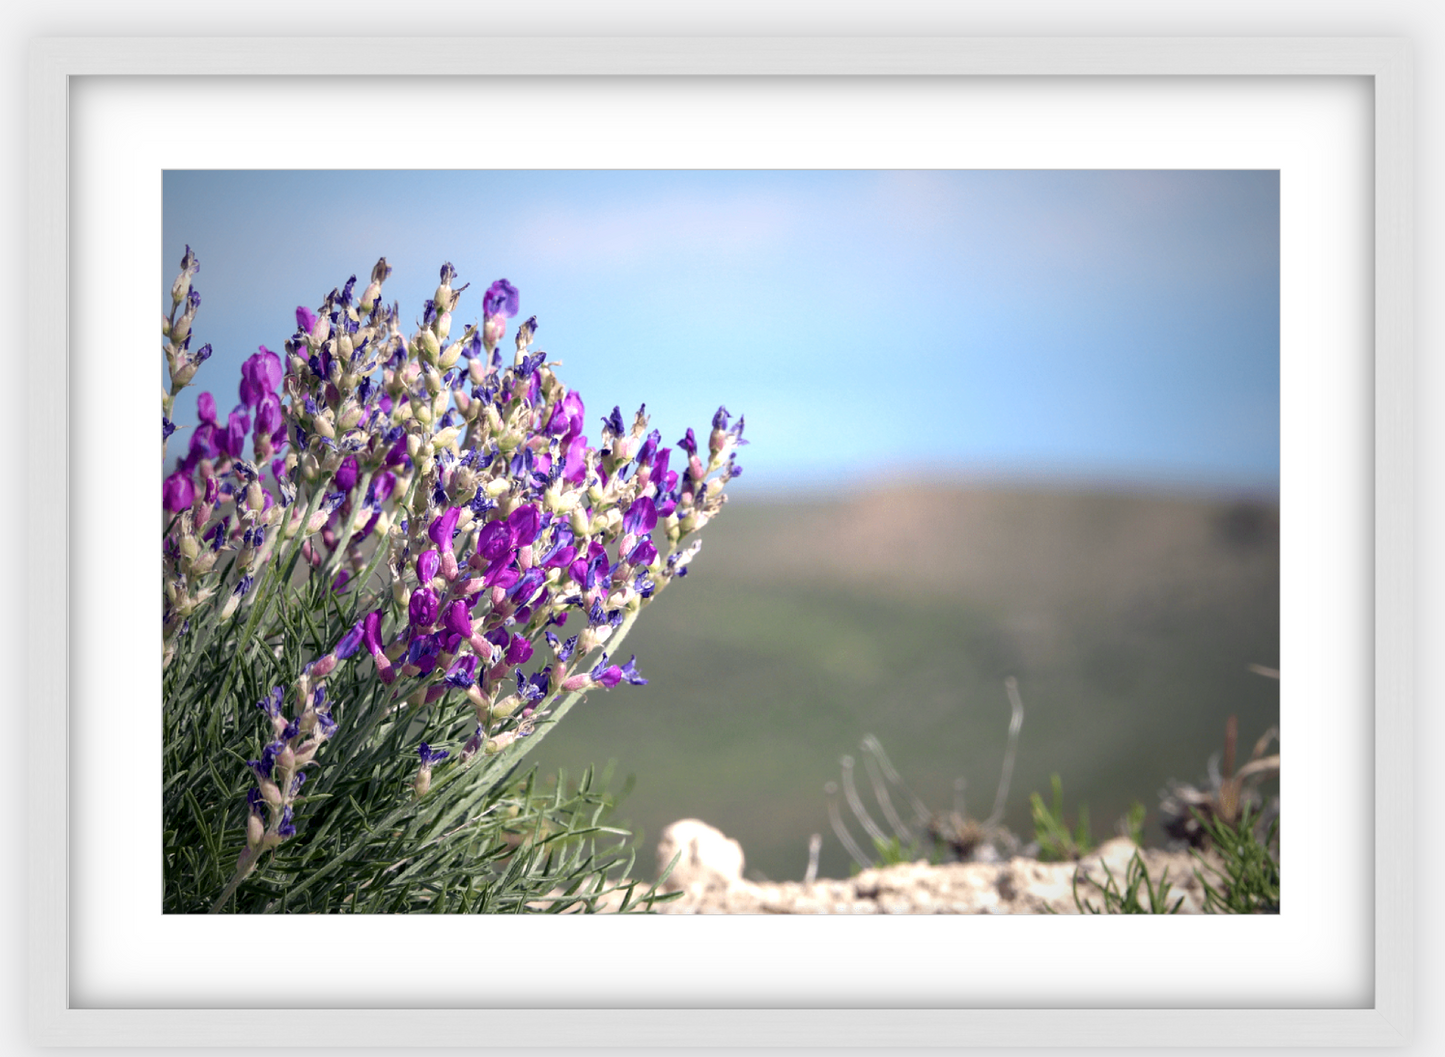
[[648, 819, 1216, 915]]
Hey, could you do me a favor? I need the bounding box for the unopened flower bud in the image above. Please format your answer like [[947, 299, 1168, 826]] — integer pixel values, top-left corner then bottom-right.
[[484, 732, 517, 755], [186, 550, 218, 576], [483, 316, 506, 351]]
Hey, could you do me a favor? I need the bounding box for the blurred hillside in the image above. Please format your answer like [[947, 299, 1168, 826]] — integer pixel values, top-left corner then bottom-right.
[[527, 481, 1280, 883]]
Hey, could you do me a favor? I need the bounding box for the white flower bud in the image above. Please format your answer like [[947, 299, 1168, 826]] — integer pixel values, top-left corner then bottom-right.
[[484, 732, 518, 755]]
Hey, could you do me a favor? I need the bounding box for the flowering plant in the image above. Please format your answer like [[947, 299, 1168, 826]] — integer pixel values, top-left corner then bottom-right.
[[161, 249, 743, 913]]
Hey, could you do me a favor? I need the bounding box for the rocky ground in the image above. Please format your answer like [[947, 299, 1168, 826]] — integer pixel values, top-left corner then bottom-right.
[[534, 819, 1222, 914]]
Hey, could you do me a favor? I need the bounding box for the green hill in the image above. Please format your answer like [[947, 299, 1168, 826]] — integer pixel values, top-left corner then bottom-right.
[[527, 480, 1280, 883]]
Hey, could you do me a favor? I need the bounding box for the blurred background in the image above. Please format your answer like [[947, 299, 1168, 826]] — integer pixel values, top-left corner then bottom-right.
[[164, 169, 1279, 883]]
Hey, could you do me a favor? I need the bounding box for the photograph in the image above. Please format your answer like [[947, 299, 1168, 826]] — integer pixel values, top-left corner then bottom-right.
[[161, 168, 1281, 916]]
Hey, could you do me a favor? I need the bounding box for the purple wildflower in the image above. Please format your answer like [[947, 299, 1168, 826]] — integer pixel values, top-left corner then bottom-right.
[[163, 471, 195, 512], [442, 599, 473, 641], [239, 347, 283, 408], [622, 495, 658, 536], [482, 279, 520, 320], [334, 621, 365, 660], [504, 633, 534, 666], [334, 456, 359, 492], [406, 634, 441, 674], [626, 537, 658, 567], [408, 587, 440, 627], [508, 504, 542, 547], [444, 654, 479, 688], [255, 686, 284, 719], [427, 506, 461, 549], [618, 655, 647, 686]]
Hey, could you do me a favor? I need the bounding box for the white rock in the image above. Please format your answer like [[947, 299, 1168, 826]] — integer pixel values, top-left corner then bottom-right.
[[656, 818, 745, 896]]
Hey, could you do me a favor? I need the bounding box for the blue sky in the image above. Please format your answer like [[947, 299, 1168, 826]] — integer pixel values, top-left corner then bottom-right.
[[162, 169, 1279, 497]]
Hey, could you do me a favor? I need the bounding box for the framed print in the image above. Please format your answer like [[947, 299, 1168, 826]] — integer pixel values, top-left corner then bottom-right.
[[28, 37, 1411, 1048]]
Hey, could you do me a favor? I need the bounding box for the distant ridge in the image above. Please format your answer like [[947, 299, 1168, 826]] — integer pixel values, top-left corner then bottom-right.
[[704, 481, 1279, 612]]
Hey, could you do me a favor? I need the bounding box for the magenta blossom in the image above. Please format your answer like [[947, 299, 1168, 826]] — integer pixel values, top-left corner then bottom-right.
[[428, 506, 461, 550], [254, 391, 284, 439], [442, 599, 474, 641], [163, 471, 195, 512], [482, 279, 520, 320], [408, 587, 440, 628], [220, 408, 250, 459], [505, 634, 533, 666], [334, 456, 359, 493], [239, 347, 283, 408], [476, 519, 514, 562]]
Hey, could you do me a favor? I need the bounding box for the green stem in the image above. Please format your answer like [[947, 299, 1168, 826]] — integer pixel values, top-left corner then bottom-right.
[[205, 482, 328, 715], [209, 848, 263, 914], [320, 469, 375, 585]]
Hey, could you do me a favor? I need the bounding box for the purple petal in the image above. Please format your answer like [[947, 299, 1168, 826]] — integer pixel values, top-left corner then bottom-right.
[[482, 279, 520, 319], [163, 471, 195, 512], [507, 504, 541, 547], [622, 496, 657, 536]]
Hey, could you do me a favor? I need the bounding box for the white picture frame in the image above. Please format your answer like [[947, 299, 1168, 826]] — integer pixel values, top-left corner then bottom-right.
[[27, 37, 1412, 1049]]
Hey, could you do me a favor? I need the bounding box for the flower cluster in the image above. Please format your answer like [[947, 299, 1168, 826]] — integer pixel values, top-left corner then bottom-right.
[[238, 676, 339, 871], [161, 249, 742, 884]]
